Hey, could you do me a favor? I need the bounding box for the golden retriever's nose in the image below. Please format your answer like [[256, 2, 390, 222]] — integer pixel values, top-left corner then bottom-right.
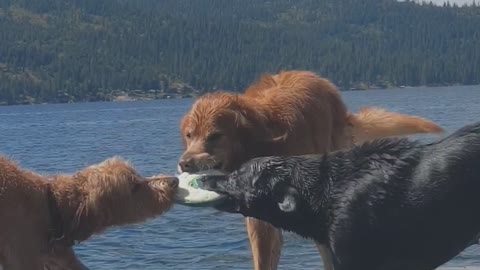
[[179, 157, 195, 173]]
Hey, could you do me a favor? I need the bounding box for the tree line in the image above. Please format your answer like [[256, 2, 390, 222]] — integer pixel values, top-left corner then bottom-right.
[[0, 0, 479, 105]]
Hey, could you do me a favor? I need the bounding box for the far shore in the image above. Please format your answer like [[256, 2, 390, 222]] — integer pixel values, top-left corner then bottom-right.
[[1, 84, 478, 107]]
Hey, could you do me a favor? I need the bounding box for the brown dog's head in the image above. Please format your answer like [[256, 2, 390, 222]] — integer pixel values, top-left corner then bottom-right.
[[51, 157, 178, 242], [178, 93, 285, 173]]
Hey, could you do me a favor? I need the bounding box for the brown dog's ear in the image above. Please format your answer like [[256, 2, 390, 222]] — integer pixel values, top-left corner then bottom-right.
[[67, 200, 88, 242], [231, 107, 288, 155], [275, 185, 299, 213], [52, 198, 88, 246], [261, 132, 288, 145], [253, 131, 288, 157], [232, 110, 250, 128]]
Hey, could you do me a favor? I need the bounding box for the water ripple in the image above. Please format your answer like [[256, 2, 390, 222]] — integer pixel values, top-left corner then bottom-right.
[[1, 86, 480, 269]]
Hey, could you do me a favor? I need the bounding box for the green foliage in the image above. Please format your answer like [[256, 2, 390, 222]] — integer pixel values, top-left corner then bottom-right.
[[0, 0, 479, 104]]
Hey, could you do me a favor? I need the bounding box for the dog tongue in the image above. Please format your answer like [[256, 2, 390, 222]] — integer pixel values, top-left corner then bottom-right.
[[174, 170, 227, 207]]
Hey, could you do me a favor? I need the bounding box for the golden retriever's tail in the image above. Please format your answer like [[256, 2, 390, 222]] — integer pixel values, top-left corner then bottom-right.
[[348, 107, 444, 144]]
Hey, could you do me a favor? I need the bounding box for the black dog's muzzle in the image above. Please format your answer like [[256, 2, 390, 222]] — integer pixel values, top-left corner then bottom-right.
[[198, 175, 242, 213]]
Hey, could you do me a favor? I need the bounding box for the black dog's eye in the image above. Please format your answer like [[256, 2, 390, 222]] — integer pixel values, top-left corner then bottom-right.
[[207, 132, 223, 143]]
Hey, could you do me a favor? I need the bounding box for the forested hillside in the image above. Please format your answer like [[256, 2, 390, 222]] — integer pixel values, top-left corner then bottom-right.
[[0, 0, 479, 105]]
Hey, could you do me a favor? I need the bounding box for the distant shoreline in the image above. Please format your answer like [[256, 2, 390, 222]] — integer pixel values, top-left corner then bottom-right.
[[0, 91, 201, 107], [1, 84, 478, 107]]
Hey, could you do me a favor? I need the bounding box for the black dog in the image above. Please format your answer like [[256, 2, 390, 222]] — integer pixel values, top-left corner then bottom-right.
[[201, 122, 480, 270]]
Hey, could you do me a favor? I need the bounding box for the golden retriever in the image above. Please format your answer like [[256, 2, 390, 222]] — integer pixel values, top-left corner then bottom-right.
[[177, 70, 443, 270], [0, 156, 178, 270]]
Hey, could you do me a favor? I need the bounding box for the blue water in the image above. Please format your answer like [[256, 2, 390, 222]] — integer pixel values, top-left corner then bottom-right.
[[1, 85, 480, 269]]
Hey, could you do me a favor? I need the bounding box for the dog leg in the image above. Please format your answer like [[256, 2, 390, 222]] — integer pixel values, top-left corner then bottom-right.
[[246, 217, 283, 270], [316, 242, 335, 270]]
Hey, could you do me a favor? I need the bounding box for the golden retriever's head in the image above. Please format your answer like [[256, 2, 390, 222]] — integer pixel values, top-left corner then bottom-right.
[[178, 93, 285, 173], [56, 157, 178, 242]]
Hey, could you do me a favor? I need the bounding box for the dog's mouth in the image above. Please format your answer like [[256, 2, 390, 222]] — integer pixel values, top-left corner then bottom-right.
[[143, 177, 179, 210], [177, 161, 224, 174], [198, 175, 243, 213], [212, 196, 241, 213]]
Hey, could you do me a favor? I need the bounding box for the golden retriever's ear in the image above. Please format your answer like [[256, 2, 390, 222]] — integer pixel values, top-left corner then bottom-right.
[[254, 131, 289, 157], [232, 109, 288, 143], [263, 132, 288, 144], [232, 110, 250, 128]]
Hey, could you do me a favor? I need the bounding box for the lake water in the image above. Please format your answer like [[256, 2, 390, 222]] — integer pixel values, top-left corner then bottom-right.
[[1, 85, 480, 269]]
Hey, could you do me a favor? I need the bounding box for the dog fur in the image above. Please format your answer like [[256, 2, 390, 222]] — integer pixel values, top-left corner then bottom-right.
[[0, 156, 178, 270], [202, 122, 480, 270], [177, 70, 443, 270]]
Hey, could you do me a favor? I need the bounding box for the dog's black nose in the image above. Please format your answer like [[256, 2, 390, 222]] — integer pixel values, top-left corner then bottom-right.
[[198, 177, 216, 189], [198, 175, 227, 190], [167, 177, 179, 188], [178, 157, 195, 173]]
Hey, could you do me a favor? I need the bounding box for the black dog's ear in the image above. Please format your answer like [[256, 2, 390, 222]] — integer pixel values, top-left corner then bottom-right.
[[250, 162, 266, 187], [275, 184, 299, 213], [251, 173, 261, 187]]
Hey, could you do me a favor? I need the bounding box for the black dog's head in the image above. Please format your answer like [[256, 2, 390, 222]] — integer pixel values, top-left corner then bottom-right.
[[200, 156, 313, 233]]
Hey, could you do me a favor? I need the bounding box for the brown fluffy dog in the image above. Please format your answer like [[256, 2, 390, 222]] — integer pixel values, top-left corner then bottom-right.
[[178, 70, 443, 270], [0, 156, 178, 270]]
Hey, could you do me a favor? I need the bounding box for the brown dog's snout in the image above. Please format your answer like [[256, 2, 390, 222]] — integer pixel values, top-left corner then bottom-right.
[[164, 177, 179, 188], [178, 152, 215, 173], [178, 156, 195, 173], [150, 176, 179, 189]]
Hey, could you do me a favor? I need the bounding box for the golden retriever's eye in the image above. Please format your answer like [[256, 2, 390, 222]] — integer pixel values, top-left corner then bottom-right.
[[207, 132, 223, 143], [185, 132, 192, 139]]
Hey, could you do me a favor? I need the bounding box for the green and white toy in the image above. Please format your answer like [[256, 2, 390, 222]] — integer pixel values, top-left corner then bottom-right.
[[175, 170, 227, 207]]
